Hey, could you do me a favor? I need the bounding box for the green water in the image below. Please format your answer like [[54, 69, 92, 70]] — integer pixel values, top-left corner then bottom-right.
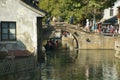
[[41, 50, 120, 80], [1, 50, 120, 80]]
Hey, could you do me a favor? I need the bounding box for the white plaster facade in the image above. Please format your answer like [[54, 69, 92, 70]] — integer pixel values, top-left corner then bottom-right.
[[102, 0, 120, 21], [101, 0, 120, 33], [0, 0, 45, 55]]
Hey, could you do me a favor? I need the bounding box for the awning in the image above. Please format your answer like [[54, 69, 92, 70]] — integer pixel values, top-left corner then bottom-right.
[[103, 16, 118, 25]]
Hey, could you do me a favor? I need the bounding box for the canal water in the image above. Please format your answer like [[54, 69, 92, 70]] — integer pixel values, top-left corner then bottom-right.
[[40, 50, 120, 80], [1, 50, 120, 80]]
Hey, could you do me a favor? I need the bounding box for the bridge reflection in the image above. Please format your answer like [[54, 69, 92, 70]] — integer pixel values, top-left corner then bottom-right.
[[41, 50, 120, 80]]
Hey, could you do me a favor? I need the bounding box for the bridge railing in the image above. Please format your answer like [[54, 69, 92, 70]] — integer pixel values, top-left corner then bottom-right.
[[51, 22, 68, 27]]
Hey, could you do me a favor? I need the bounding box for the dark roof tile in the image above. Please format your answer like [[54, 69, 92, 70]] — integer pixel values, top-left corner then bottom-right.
[[8, 50, 31, 57], [21, 0, 47, 16]]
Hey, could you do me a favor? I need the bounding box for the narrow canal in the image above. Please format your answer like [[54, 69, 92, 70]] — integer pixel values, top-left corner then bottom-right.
[[1, 50, 120, 80], [40, 50, 119, 80]]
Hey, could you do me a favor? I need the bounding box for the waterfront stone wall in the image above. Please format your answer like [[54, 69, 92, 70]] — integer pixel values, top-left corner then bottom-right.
[[59, 27, 120, 50], [78, 33, 120, 49]]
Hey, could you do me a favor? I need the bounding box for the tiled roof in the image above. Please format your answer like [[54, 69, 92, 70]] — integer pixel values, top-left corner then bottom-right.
[[21, 0, 47, 16], [7, 50, 31, 57], [103, 16, 117, 25], [117, 6, 120, 8]]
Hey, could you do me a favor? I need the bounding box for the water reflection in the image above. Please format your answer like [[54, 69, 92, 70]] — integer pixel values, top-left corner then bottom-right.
[[41, 50, 120, 80], [1, 50, 120, 80]]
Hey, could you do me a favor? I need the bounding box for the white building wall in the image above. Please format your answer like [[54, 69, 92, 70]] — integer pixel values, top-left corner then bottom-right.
[[0, 0, 42, 55], [102, 0, 120, 21]]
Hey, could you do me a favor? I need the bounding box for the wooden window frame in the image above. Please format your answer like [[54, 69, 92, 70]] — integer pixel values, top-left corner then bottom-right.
[[110, 8, 113, 16], [1, 21, 16, 41]]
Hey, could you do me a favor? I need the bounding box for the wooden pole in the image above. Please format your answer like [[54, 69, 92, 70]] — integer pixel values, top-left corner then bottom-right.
[[117, 7, 120, 33], [37, 17, 43, 63]]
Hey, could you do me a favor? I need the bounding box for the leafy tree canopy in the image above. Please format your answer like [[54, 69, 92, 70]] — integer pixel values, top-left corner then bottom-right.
[[38, 0, 117, 23]]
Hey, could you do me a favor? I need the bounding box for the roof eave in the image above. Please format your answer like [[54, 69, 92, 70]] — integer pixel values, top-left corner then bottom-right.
[[117, 6, 120, 8], [19, 0, 46, 17]]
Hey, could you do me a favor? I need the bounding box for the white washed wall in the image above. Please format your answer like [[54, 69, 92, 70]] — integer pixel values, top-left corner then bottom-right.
[[0, 0, 42, 55], [102, 0, 120, 20]]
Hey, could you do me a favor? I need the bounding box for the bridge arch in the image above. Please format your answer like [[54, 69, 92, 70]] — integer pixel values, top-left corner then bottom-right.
[[54, 27, 80, 50], [64, 30, 79, 49]]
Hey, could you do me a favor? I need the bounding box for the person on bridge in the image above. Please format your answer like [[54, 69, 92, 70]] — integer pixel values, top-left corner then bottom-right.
[[69, 16, 74, 24], [46, 17, 51, 27], [85, 19, 90, 32]]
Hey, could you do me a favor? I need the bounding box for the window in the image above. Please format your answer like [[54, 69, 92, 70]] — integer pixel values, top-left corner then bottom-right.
[[110, 8, 113, 16], [1, 21, 16, 41]]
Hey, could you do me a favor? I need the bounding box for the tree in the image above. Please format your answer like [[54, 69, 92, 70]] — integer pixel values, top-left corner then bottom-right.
[[38, 0, 117, 24]]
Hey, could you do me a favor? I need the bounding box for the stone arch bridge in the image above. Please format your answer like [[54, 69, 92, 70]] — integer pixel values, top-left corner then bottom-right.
[[44, 22, 120, 50]]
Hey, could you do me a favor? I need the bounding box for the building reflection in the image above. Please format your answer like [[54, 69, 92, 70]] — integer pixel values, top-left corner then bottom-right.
[[1, 50, 120, 80]]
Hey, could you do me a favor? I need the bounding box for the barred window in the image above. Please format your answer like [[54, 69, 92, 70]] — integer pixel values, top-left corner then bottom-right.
[[1, 21, 16, 41]]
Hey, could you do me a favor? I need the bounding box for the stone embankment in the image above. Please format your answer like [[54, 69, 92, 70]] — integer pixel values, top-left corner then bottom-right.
[[78, 33, 120, 49], [115, 41, 120, 58]]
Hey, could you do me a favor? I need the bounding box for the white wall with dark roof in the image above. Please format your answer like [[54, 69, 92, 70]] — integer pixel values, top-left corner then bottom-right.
[[0, 0, 43, 55], [102, 0, 120, 21]]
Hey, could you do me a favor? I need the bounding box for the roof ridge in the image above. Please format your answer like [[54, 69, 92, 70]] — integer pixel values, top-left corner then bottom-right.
[[20, 0, 47, 16]]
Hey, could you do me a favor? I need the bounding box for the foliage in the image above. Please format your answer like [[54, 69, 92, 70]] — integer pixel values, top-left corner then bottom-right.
[[39, 0, 117, 24]]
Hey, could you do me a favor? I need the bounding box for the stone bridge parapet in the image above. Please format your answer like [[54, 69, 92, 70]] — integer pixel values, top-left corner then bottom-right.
[[53, 24, 120, 49]]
